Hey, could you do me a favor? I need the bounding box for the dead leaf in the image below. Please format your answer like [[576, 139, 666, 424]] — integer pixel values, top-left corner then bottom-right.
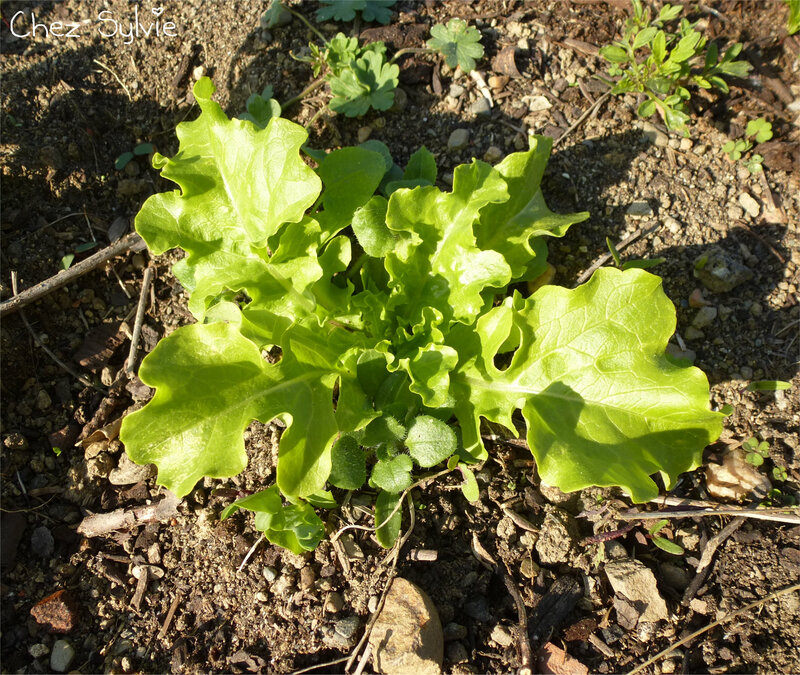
[[537, 642, 589, 675], [492, 46, 521, 77], [79, 417, 122, 447], [74, 320, 125, 370], [705, 448, 771, 501]]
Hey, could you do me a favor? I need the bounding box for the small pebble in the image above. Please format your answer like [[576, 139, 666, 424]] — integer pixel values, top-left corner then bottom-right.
[[685, 326, 704, 341], [30, 526, 54, 559], [483, 146, 503, 163], [49, 640, 75, 673], [444, 622, 468, 641], [626, 201, 654, 217], [448, 84, 465, 98], [263, 566, 278, 582], [738, 192, 760, 218], [334, 616, 360, 639], [357, 126, 372, 143], [325, 592, 344, 613], [527, 95, 551, 112], [447, 128, 470, 151], [470, 97, 491, 116], [28, 643, 49, 659], [692, 306, 718, 329], [36, 390, 52, 411], [490, 624, 514, 647], [192, 65, 206, 81], [299, 566, 316, 590]]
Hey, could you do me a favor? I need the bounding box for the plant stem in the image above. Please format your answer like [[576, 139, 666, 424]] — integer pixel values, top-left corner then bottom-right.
[[282, 4, 327, 43], [281, 77, 326, 110], [389, 47, 434, 64]]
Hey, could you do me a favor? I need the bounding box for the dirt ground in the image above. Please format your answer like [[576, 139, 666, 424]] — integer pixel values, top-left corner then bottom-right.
[[1, 1, 799, 673]]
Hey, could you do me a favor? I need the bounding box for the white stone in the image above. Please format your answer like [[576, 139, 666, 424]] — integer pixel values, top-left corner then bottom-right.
[[738, 192, 760, 218]]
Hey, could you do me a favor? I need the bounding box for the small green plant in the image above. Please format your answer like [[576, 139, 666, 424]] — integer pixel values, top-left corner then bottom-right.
[[747, 379, 791, 392], [114, 142, 154, 170], [266, 3, 483, 119], [316, 0, 397, 25], [743, 436, 770, 467], [787, 0, 800, 34], [119, 79, 724, 555], [427, 18, 484, 72], [647, 519, 684, 555], [722, 118, 773, 173], [600, 0, 751, 133], [606, 236, 665, 271]]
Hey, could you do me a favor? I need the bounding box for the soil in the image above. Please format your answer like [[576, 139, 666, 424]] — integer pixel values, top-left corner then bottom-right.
[[1, 1, 799, 674]]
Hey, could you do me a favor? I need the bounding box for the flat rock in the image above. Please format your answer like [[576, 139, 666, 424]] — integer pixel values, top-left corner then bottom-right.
[[605, 558, 668, 624], [537, 642, 589, 675], [30, 526, 54, 559], [369, 577, 443, 674], [641, 121, 668, 147], [626, 201, 654, 217], [108, 453, 156, 485], [30, 589, 79, 634], [470, 97, 491, 116], [693, 246, 753, 293]]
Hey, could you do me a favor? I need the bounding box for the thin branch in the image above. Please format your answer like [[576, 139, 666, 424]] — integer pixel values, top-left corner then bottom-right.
[[389, 47, 434, 64], [613, 506, 800, 525], [627, 582, 800, 675], [553, 91, 611, 148], [281, 77, 326, 110], [290, 656, 350, 675], [10, 271, 99, 390], [1, 232, 145, 318], [282, 5, 327, 43], [573, 224, 659, 287], [93, 59, 132, 102], [126, 266, 155, 375]]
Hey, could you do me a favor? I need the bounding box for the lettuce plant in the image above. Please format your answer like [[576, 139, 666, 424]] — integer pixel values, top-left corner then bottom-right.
[[119, 78, 724, 553]]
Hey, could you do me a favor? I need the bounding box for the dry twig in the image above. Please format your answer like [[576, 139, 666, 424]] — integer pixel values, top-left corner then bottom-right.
[[126, 266, 155, 374], [9, 271, 98, 390], [628, 582, 800, 675], [1, 232, 145, 318]]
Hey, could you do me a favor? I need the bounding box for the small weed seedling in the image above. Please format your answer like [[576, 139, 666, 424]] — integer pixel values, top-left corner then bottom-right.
[[743, 436, 770, 467], [119, 79, 724, 554], [646, 519, 684, 555], [600, 0, 751, 133], [787, 0, 800, 34], [722, 118, 773, 174], [114, 142, 154, 171], [264, 2, 483, 118]]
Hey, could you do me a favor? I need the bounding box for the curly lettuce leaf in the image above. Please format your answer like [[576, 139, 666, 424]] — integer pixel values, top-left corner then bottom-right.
[[119, 320, 366, 498], [385, 160, 512, 326], [449, 267, 724, 501]]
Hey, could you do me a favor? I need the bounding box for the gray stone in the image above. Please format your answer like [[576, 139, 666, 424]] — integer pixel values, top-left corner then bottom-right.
[[691, 306, 718, 329], [30, 526, 54, 559], [108, 453, 156, 485], [443, 622, 467, 641], [693, 247, 753, 293], [483, 146, 503, 163], [626, 201, 654, 217], [28, 643, 49, 659], [605, 558, 668, 624], [685, 326, 704, 341], [447, 128, 470, 151], [334, 615, 360, 639], [641, 121, 668, 147], [470, 97, 491, 116], [738, 192, 760, 218], [50, 640, 75, 673], [263, 566, 278, 582], [448, 84, 465, 98], [369, 577, 443, 674]]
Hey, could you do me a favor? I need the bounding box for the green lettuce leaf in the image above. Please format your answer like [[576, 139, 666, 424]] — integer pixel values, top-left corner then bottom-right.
[[450, 267, 724, 501]]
